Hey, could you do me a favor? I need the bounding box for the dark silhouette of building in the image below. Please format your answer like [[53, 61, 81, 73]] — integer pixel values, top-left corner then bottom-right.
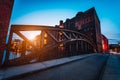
[[0, 0, 14, 65], [59, 20, 64, 28], [109, 44, 120, 53], [62, 7, 102, 53]]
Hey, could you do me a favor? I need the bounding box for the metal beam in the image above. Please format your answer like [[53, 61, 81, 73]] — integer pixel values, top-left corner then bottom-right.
[[14, 31, 38, 51], [10, 25, 96, 52], [62, 32, 70, 39], [4, 30, 13, 66], [46, 31, 59, 43]]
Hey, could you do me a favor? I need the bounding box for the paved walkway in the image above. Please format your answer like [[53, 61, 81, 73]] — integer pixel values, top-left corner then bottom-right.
[[102, 54, 120, 80], [0, 54, 95, 80], [16, 54, 108, 80], [1, 54, 120, 80]]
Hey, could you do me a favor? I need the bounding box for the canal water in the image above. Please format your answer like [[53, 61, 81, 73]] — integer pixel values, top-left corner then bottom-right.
[[9, 51, 31, 60]]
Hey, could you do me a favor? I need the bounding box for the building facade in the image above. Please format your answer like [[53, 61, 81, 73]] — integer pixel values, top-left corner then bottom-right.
[[101, 34, 109, 53], [0, 0, 14, 65], [62, 7, 102, 53]]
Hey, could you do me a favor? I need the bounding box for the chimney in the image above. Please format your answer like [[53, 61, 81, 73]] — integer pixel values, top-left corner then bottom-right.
[[59, 20, 64, 28]]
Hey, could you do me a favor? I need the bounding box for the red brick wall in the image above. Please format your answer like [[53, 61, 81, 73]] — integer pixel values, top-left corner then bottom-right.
[[0, 0, 14, 64]]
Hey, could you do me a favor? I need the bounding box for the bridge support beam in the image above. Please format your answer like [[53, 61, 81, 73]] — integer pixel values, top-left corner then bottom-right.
[[4, 25, 96, 67], [4, 30, 13, 66]]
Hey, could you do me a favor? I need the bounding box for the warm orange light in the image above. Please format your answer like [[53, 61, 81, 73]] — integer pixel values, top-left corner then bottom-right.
[[58, 44, 64, 51], [59, 44, 64, 47], [59, 32, 62, 35], [59, 25, 64, 28], [20, 31, 41, 40], [44, 39, 47, 45], [34, 41, 37, 46], [118, 43, 120, 46], [44, 33, 47, 38]]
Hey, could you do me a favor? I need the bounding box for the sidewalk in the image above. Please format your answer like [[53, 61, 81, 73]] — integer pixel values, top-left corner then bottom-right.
[[101, 54, 120, 80], [0, 53, 95, 80]]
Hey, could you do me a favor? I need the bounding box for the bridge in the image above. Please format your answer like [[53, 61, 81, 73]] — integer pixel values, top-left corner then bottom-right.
[[0, 25, 120, 80], [0, 1, 119, 79], [3, 25, 96, 67]]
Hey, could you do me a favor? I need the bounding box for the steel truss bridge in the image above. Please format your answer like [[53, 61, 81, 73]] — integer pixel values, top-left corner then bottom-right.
[[4, 25, 96, 67]]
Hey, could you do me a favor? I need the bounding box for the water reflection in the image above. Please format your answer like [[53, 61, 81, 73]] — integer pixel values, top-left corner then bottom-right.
[[9, 51, 31, 60]]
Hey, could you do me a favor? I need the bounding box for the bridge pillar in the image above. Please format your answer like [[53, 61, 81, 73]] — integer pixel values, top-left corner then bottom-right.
[[76, 40, 78, 52], [81, 41, 83, 53], [21, 41, 26, 57], [40, 31, 44, 48], [4, 30, 13, 66], [85, 42, 87, 53]]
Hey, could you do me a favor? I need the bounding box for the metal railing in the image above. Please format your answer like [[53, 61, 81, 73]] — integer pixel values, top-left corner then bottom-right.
[[2, 25, 96, 67]]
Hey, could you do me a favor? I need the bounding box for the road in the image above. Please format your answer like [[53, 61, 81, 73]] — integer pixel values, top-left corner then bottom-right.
[[15, 54, 120, 80]]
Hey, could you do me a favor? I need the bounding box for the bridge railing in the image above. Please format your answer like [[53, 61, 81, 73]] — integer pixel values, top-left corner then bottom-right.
[[3, 25, 96, 67]]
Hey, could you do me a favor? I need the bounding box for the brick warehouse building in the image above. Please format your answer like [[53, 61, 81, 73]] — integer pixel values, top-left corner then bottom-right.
[[60, 7, 102, 53], [101, 34, 109, 53], [0, 0, 14, 65]]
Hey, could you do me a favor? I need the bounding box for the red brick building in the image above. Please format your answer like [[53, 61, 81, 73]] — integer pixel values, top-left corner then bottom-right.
[[63, 7, 102, 53], [101, 34, 109, 53], [0, 0, 14, 65]]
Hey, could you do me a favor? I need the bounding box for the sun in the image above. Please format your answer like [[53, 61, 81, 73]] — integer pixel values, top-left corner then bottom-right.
[[20, 31, 41, 40]]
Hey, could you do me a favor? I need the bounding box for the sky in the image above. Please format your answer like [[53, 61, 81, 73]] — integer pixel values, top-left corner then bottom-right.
[[10, 0, 120, 44]]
